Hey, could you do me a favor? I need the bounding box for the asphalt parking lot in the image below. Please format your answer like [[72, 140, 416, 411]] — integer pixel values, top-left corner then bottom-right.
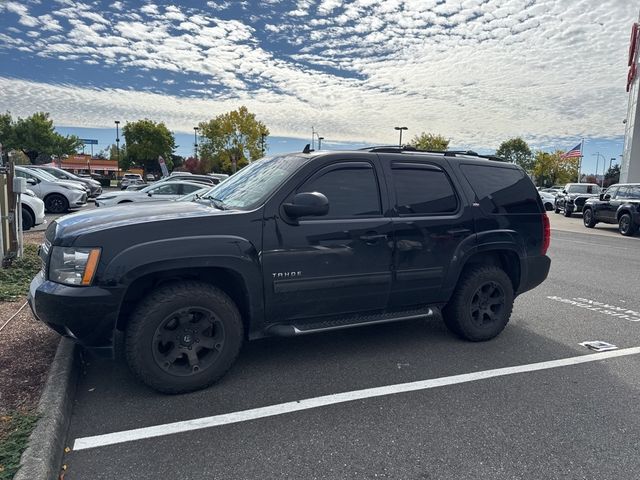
[[52, 210, 640, 479]]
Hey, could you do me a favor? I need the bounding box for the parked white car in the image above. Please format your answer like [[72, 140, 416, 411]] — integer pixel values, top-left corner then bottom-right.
[[118, 173, 144, 190], [21, 189, 46, 231], [15, 166, 88, 213], [538, 190, 557, 211], [95, 181, 204, 207]]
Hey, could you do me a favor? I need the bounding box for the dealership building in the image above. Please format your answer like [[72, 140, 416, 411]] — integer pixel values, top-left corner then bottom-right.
[[622, 18, 640, 183]]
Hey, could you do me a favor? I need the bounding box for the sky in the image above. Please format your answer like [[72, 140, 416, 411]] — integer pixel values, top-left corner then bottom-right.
[[0, 0, 637, 176]]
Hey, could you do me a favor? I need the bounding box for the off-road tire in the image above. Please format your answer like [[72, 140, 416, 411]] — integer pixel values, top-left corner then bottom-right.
[[443, 265, 514, 342], [563, 207, 573, 217], [554, 204, 560, 214], [618, 213, 638, 237], [125, 281, 244, 394], [583, 208, 597, 228], [21, 207, 34, 231], [44, 193, 69, 213]]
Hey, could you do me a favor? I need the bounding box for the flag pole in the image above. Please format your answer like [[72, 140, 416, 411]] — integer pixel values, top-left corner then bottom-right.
[[578, 138, 584, 183]]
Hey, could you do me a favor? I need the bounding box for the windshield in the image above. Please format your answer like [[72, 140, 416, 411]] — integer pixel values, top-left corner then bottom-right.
[[567, 184, 601, 194], [28, 168, 59, 182], [201, 154, 305, 209]]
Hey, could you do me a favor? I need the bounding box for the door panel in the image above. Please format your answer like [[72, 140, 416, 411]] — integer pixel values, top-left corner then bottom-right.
[[262, 161, 393, 323], [387, 161, 475, 307]]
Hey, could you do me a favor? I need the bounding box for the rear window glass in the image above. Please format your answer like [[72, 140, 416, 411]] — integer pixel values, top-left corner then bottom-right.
[[460, 164, 540, 214]]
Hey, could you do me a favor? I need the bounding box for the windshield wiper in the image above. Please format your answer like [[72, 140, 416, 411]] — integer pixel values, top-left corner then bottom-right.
[[203, 196, 228, 210]]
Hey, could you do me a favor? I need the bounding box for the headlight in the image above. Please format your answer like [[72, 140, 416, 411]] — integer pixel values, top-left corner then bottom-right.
[[49, 247, 101, 286]]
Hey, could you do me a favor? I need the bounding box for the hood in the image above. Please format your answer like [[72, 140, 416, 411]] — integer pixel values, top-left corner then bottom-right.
[[97, 190, 140, 198], [48, 201, 230, 241], [57, 179, 88, 191]]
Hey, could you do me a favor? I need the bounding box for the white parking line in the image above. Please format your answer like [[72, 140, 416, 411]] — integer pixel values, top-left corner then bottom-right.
[[73, 347, 640, 451]]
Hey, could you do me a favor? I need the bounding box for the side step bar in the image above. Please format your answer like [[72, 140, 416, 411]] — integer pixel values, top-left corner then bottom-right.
[[267, 308, 435, 337]]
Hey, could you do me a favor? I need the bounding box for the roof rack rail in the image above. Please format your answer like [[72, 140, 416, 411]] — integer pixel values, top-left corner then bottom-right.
[[360, 145, 505, 161]]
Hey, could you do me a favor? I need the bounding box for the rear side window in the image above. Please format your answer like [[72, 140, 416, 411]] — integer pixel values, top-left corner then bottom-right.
[[627, 186, 640, 199], [392, 166, 457, 215], [460, 164, 540, 214]]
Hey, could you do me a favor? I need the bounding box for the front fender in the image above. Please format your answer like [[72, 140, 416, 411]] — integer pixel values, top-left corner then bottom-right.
[[101, 235, 264, 328]]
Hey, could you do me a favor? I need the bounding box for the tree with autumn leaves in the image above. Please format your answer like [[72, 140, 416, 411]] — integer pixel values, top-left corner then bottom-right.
[[198, 106, 269, 174]]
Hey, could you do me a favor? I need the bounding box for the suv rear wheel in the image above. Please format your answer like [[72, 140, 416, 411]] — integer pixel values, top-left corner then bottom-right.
[[583, 208, 597, 228], [618, 213, 638, 236], [125, 281, 244, 394], [443, 265, 514, 341]]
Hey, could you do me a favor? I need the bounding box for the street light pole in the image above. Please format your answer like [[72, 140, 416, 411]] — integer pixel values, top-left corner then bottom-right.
[[115, 120, 120, 178], [193, 127, 199, 161], [261, 132, 267, 157], [592, 152, 606, 187], [394, 126, 408, 147]]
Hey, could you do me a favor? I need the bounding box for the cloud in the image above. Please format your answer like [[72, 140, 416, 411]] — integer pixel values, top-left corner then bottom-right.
[[0, 0, 636, 149]]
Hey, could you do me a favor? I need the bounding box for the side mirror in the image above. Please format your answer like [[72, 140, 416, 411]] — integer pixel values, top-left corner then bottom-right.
[[283, 192, 329, 219], [147, 192, 153, 197], [562, 190, 567, 194], [603, 194, 611, 201], [26, 178, 37, 185]]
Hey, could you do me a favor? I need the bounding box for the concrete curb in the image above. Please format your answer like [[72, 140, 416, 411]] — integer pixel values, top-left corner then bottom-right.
[[14, 337, 79, 480]]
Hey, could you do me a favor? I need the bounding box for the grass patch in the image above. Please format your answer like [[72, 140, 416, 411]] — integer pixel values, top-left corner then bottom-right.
[[0, 244, 40, 302], [0, 412, 38, 480]]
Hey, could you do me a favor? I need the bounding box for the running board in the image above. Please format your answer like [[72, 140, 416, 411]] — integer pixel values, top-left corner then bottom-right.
[[267, 308, 435, 337]]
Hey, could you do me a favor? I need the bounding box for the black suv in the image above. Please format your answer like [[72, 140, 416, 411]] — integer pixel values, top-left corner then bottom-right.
[[582, 183, 640, 236], [554, 183, 601, 216], [28, 147, 551, 393]]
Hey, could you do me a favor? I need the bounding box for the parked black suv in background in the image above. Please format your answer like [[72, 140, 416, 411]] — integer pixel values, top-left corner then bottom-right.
[[28, 147, 551, 393], [582, 183, 640, 236], [554, 183, 601, 216]]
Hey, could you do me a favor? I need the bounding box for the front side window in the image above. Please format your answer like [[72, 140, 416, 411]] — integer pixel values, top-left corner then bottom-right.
[[181, 184, 202, 194], [392, 166, 457, 215], [150, 183, 180, 195], [299, 164, 381, 218]]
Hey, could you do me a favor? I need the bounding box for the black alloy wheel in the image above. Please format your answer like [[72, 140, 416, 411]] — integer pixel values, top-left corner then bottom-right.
[[44, 194, 69, 213], [443, 265, 514, 341], [125, 281, 244, 394], [583, 208, 596, 228], [469, 281, 505, 329], [152, 307, 225, 377], [619, 213, 638, 236]]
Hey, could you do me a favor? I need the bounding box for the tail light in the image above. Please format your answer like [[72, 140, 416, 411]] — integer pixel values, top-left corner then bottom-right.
[[541, 213, 550, 255]]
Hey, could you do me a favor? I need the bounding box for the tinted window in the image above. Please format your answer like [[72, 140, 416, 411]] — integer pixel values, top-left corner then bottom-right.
[[567, 184, 601, 194], [627, 186, 640, 199], [460, 164, 540, 214], [300, 165, 381, 218], [612, 187, 624, 199], [150, 183, 180, 195], [181, 184, 202, 194], [392, 167, 457, 214]]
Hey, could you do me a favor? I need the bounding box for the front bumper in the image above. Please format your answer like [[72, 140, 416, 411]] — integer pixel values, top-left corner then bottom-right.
[[69, 191, 87, 208], [28, 270, 121, 355]]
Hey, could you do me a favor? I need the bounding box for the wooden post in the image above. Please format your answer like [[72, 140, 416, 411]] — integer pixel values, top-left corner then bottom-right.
[[6, 161, 17, 254]]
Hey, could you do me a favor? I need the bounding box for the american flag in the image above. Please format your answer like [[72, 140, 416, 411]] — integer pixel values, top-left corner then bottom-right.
[[561, 143, 582, 159]]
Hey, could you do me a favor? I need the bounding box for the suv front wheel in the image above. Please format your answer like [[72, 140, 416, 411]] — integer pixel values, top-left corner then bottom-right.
[[125, 281, 244, 394], [583, 208, 597, 228], [443, 265, 514, 341]]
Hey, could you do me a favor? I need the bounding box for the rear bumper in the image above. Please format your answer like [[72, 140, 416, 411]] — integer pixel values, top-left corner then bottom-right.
[[28, 271, 120, 355], [517, 255, 551, 295]]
